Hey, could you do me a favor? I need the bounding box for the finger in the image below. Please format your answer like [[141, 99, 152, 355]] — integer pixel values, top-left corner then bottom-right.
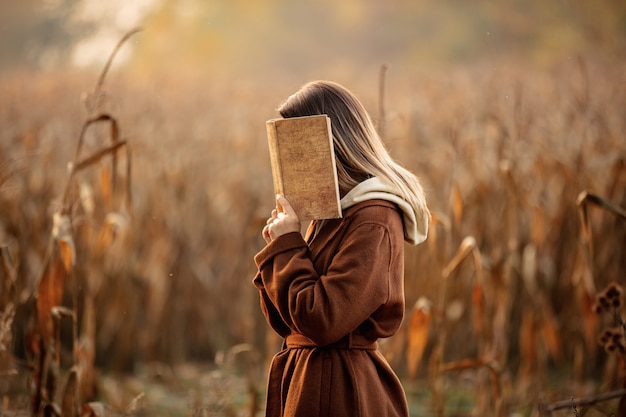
[[266, 208, 279, 225], [275, 196, 284, 214], [276, 194, 297, 218], [262, 225, 271, 242]]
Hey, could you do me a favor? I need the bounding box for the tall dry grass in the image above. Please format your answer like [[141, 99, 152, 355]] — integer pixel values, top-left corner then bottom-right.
[[385, 57, 626, 415], [0, 53, 624, 415]]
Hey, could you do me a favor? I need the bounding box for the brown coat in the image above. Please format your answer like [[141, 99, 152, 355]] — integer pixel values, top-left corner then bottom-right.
[[253, 199, 409, 417]]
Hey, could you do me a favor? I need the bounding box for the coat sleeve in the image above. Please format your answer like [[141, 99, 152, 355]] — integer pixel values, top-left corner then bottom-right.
[[252, 232, 309, 338], [253, 219, 396, 345]]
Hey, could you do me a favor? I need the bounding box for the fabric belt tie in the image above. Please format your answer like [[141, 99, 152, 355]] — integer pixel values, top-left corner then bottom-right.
[[284, 333, 378, 350]]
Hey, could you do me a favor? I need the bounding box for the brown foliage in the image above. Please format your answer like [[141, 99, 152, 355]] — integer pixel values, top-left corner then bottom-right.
[[0, 51, 625, 415], [406, 297, 431, 380]]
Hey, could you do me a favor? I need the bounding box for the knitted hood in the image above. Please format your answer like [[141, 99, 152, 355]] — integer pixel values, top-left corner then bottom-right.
[[340, 177, 428, 245]]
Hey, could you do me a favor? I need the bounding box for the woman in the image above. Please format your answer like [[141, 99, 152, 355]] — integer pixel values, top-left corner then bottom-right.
[[253, 80, 429, 417]]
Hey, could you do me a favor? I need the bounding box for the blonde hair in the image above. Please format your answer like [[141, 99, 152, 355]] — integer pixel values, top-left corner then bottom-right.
[[277, 80, 430, 222]]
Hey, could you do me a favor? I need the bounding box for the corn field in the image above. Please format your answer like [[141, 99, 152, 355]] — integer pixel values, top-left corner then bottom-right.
[[0, 45, 625, 416]]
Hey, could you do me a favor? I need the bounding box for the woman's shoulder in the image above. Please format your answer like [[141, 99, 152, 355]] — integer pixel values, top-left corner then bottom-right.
[[338, 200, 405, 245], [342, 199, 402, 225]]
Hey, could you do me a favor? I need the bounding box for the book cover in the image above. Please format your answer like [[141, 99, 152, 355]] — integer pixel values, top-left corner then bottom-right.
[[265, 115, 342, 221]]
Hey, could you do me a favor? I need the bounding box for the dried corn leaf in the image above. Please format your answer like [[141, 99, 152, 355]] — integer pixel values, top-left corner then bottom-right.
[[36, 252, 68, 343], [100, 165, 112, 208], [58, 240, 74, 273], [61, 368, 78, 417], [51, 306, 75, 321], [427, 212, 450, 256], [576, 191, 626, 280], [451, 183, 463, 227], [470, 247, 485, 339], [442, 236, 476, 279], [125, 392, 145, 415], [576, 191, 591, 242], [73, 115, 118, 163], [72, 141, 126, 173], [79, 182, 95, 216], [37, 213, 75, 344], [81, 402, 109, 417], [63, 114, 126, 210], [406, 297, 431, 380], [52, 213, 75, 272], [578, 191, 626, 220], [521, 244, 537, 297], [95, 212, 130, 255]]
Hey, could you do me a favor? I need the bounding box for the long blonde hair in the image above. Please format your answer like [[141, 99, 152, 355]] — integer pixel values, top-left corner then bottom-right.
[[277, 80, 430, 222]]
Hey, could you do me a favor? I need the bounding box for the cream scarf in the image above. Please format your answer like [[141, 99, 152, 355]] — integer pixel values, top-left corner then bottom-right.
[[309, 177, 428, 245]]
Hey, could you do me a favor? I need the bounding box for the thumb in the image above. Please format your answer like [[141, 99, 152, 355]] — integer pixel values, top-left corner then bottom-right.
[[276, 194, 297, 218]]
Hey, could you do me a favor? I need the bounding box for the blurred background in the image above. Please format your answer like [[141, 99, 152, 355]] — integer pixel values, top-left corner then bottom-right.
[[1, 0, 625, 416], [2, 0, 625, 76]]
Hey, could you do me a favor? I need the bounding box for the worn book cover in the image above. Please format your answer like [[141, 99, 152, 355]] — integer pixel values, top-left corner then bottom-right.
[[266, 115, 342, 221]]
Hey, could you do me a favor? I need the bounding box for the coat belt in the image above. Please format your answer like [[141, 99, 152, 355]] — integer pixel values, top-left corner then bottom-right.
[[284, 333, 378, 350]]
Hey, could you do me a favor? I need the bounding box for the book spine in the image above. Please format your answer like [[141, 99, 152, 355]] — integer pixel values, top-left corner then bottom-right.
[[265, 121, 284, 198], [326, 116, 340, 204]]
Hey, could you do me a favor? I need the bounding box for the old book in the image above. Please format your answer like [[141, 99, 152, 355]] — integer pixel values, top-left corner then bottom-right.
[[266, 115, 342, 221]]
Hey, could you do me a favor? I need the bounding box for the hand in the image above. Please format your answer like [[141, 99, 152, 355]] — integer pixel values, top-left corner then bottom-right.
[[262, 195, 301, 243]]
